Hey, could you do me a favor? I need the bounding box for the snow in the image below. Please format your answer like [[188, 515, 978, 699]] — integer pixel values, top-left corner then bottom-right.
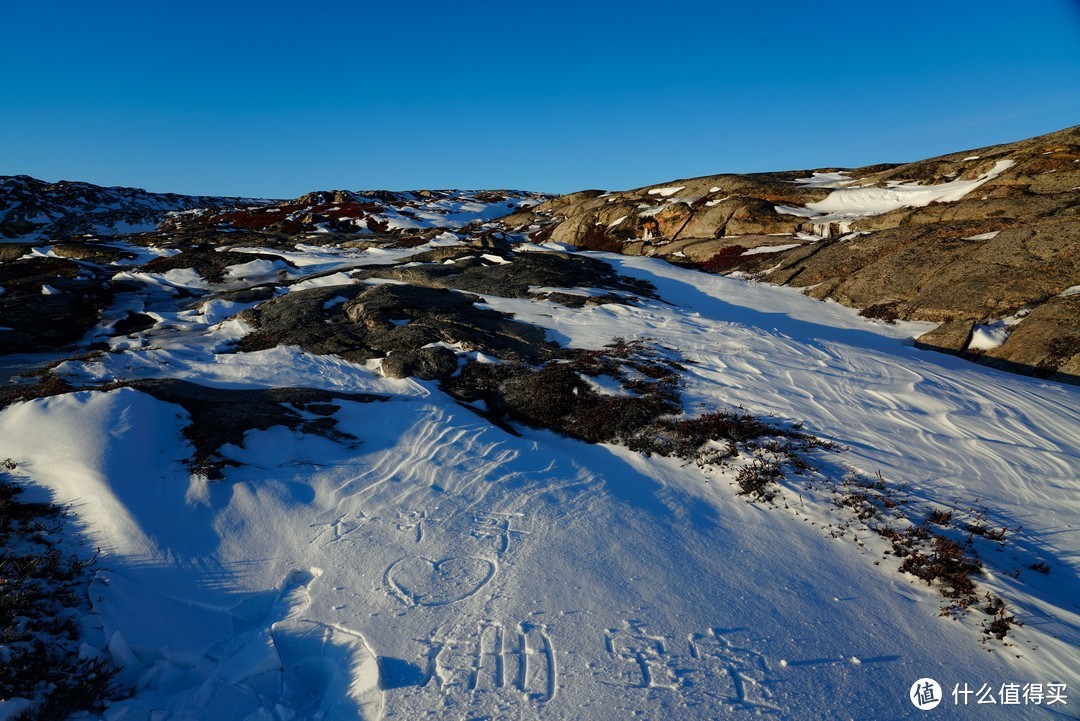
[[291, 271, 358, 291], [775, 160, 1016, 228], [962, 231, 1001, 241], [968, 322, 1011, 351], [0, 697, 35, 721], [225, 258, 291, 283], [1056, 285, 1080, 298], [1, 244, 1077, 720], [199, 299, 260, 325], [113, 267, 208, 291], [528, 285, 622, 298], [791, 172, 858, 188], [647, 186, 686, 197], [967, 313, 1027, 351], [742, 243, 801, 255], [579, 373, 636, 397]]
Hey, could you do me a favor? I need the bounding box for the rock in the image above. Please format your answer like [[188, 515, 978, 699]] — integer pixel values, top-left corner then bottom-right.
[[915, 320, 975, 354], [215, 285, 278, 303], [111, 311, 157, 336], [239, 281, 552, 365], [343, 284, 550, 362], [779, 217, 1079, 322], [0, 174, 260, 240], [362, 249, 654, 303], [470, 233, 514, 252], [340, 239, 379, 250], [381, 346, 459, 380], [128, 378, 386, 479], [0, 244, 29, 262], [52, 242, 136, 263], [651, 202, 694, 239], [488, 127, 1080, 381], [238, 285, 371, 360], [140, 248, 295, 283], [678, 201, 738, 239], [0, 256, 118, 354], [724, 199, 802, 236], [979, 296, 1080, 380]]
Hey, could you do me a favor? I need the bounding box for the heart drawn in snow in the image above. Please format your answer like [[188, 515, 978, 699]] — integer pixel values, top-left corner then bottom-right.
[[386, 556, 496, 607]]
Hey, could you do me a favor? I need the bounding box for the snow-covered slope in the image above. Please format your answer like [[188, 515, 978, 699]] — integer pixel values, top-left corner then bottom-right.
[[0, 227, 1076, 719]]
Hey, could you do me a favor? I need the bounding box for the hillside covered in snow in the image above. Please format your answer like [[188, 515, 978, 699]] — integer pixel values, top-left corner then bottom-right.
[[0, 130, 1078, 720]]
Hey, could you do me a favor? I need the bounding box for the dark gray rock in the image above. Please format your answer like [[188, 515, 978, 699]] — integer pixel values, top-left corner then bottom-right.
[[381, 346, 458, 380], [363, 250, 654, 302], [238, 282, 552, 367], [52, 242, 136, 263], [0, 256, 117, 354], [129, 378, 386, 479]]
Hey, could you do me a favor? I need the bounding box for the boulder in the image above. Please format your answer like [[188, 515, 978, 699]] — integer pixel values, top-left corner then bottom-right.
[[915, 320, 975, 354], [52, 242, 136, 263], [980, 296, 1080, 380], [381, 346, 459, 380], [0, 244, 29, 262]]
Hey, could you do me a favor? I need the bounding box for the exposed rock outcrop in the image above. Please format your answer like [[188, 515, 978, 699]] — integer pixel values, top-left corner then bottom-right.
[[0, 175, 262, 240], [500, 125, 1080, 381]]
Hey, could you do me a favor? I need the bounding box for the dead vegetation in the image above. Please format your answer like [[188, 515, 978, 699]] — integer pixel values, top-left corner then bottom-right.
[[0, 467, 129, 719], [444, 338, 839, 504], [802, 470, 1026, 641]]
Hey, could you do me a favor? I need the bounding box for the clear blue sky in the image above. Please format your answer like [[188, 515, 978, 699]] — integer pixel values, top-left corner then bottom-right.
[[2, 1, 1078, 198]]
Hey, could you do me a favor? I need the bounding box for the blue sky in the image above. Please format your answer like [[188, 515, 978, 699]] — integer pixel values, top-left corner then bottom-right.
[[2, 1, 1078, 197]]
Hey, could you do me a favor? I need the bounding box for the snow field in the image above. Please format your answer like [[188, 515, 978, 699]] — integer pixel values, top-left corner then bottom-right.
[[0, 240, 1076, 719]]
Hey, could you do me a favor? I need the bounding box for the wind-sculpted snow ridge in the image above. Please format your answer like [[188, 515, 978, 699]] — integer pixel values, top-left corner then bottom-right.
[[0, 213, 1077, 721]]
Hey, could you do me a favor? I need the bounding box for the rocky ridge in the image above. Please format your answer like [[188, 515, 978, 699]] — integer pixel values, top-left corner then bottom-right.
[[0, 175, 266, 241], [498, 125, 1080, 382], [1, 126, 1077, 383]]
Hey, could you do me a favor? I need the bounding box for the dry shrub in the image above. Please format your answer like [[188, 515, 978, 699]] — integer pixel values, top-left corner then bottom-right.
[[858, 302, 902, 324], [0, 474, 129, 718], [577, 223, 624, 253], [700, 245, 748, 273]]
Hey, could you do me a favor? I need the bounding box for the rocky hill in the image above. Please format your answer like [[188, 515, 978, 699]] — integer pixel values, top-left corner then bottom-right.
[[0, 183, 550, 358], [499, 126, 1080, 382], [168, 188, 551, 239], [1, 127, 1076, 383], [0, 175, 266, 241]]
